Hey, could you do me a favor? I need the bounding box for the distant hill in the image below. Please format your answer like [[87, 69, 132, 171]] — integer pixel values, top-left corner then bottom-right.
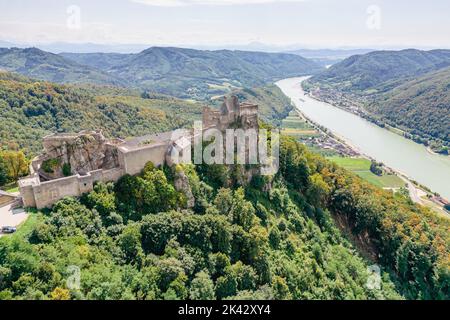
[[60, 52, 131, 70], [231, 85, 293, 126], [61, 47, 323, 99], [0, 47, 126, 86], [0, 46, 322, 101], [287, 48, 375, 67], [309, 49, 450, 92]]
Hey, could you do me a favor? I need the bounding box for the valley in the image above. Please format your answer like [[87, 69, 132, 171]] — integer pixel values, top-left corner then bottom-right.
[[276, 77, 450, 207], [305, 49, 450, 153], [0, 45, 449, 302]]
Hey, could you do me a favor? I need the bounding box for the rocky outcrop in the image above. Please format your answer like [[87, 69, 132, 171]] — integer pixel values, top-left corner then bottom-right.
[[38, 130, 121, 179], [174, 169, 195, 208]]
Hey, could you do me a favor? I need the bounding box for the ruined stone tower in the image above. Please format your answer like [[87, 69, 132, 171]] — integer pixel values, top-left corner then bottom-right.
[[202, 95, 258, 131]]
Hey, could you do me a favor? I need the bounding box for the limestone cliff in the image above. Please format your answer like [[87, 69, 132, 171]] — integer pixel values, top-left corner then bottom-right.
[[38, 130, 121, 179], [174, 169, 195, 208]]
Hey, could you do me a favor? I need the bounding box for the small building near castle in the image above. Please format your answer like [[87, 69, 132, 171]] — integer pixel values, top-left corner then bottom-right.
[[18, 96, 259, 209]]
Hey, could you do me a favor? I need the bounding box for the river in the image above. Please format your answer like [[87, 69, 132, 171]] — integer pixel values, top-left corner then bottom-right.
[[276, 77, 450, 200]]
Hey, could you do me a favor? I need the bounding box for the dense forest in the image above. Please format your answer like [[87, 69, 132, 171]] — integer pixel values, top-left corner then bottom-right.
[[61, 47, 323, 100], [0, 136, 448, 300], [368, 67, 450, 144], [309, 49, 450, 92], [306, 49, 450, 150], [0, 72, 295, 156], [230, 85, 293, 127], [0, 71, 202, 155], [0, 47, 323, 100]]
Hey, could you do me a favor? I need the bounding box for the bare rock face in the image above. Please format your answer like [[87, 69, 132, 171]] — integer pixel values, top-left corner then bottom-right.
[[38, 130, 120, 179], [174, 168, 195, 208]]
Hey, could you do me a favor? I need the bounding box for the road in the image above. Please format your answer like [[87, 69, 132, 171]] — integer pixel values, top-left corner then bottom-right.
[[0, 203, 28, 237]]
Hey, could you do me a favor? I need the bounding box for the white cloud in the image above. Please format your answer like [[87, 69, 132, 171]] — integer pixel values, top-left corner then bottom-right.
[[131, 0, 306, 7]]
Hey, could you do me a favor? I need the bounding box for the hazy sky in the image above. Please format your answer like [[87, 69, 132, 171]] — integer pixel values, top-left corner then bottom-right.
[[1, 0, 449, 49]]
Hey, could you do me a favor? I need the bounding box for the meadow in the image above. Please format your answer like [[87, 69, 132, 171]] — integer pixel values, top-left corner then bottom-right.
[[327, 156, 406, 189]]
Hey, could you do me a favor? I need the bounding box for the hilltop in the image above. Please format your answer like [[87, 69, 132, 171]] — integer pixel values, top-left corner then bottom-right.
[[1, 134, 448, 300], [309, 49, 450, 92], [0, 47, 126, 86]]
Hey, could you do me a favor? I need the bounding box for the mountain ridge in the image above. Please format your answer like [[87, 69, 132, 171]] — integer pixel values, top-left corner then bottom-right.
[[61, 46, 324, 99], [0, 47, 127, 86], [309, 49, 450, 92]]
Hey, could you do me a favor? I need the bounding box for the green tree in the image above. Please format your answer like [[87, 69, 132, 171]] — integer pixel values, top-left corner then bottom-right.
[[189, 270, 215, 300], [213, 188, 234, 215], [167, 273, 188, 300], [215, 274, 237, 299], [272, 276, 291, 300], [229, 188, 256, 231], [118, 223, 144, 265], [0, 150, 29, 181], [269, 227, 281, 249], [0, 155, 8, 185], [307, 173, 331, 207]]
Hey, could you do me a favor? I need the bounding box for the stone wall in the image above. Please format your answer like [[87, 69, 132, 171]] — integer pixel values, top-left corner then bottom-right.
[[18, 96, 259, 209], [202, 97, 258, 131], [0, 192, 17, 207], [118, 143, 169, 176], [20, 167, 125, 209]]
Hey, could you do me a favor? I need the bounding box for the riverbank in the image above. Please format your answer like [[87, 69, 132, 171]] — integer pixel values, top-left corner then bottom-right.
[[305, 92, 450, 213], [302, 100, 448, 214], [276, 77, 450, 214], [307, 88, 449, 158]]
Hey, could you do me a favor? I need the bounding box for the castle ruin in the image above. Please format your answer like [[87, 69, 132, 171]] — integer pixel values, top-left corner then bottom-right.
[[19, 96, 258, 209]]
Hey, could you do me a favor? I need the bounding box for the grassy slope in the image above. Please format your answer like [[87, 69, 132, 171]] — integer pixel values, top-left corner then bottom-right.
[[327, 156, 405, 189]]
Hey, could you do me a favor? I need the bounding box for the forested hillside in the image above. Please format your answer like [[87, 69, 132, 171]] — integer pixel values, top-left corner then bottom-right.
[[0, 72, 294, 155], [309, 49, 450, 92], [0, 46, 322, 102], [0, 48, 126, 86], [61, 47, 323, 99], [0, 72, 202, 154], [368, 67, 450, 143], [231, 85, 293, 126], [0, 136, 448, 300], [306, 49, 450, 149]]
